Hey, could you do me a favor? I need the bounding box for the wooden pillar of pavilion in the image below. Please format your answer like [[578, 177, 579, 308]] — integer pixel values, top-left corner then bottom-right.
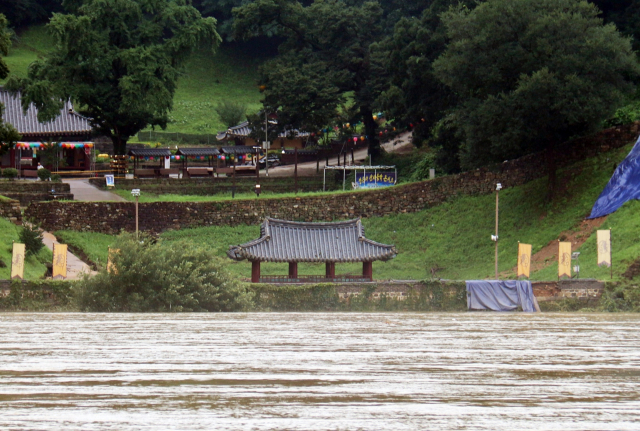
[[363, 261, 373, 280], [325, 262, 335, 279], [288, 262, 298, 279], [251, 261, 261, 283]]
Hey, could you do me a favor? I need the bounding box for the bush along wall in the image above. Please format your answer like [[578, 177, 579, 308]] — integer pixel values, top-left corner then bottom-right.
[[0, 279, 76, 311]]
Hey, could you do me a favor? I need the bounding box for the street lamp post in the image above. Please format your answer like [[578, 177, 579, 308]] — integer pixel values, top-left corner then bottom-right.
[[131, 189, 140, 238], [492, 183, 502, 279], [264, 111, 269, 177]]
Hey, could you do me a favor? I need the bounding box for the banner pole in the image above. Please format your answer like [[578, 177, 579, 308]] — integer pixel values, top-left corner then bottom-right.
[[610, 228, 613, 280]]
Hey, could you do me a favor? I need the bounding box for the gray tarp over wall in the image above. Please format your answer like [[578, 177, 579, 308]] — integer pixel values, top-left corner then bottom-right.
[[466, 280, 538, 312]]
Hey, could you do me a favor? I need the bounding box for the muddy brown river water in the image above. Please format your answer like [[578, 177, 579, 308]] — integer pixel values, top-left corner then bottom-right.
[[0, 312, 638, 430]]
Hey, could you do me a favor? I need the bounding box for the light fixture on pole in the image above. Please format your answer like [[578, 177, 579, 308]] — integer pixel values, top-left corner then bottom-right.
[[131, 188, 140, 239], [493, 182, 502, 280]]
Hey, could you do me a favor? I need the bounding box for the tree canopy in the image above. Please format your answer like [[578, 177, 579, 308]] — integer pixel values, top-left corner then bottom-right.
[[7, 0, 220, 155], [0, 13, 21, 157], [233, 0, 386, 156], [432, 0, 639, 192]]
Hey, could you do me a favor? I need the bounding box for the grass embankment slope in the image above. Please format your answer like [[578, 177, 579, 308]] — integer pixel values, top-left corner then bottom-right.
[[0, 217, 51, 280], [55, 142, 640, 282], [2, 26, 265, 135]]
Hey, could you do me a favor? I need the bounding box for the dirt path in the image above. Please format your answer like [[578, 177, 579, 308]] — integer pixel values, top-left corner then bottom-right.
[[260, 131, 414, 178], [499, 216, 608, 278], [42, 232, 97, 280], [66, 179, 126, 202]]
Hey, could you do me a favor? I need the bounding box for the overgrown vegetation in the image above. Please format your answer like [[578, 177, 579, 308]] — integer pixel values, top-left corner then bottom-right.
[[76, 234, 253, 312], [0, 217, 50, 280], [19, 223, 44, 256]]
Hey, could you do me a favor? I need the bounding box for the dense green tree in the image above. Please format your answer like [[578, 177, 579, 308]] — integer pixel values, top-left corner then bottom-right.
[[0, 14, 21, 158], [233, 0, 386, 156], [433, 0, 639, 195], [0, 0, 63, 27], [7, 0, 220, 155], [374, 0, 477, 150]]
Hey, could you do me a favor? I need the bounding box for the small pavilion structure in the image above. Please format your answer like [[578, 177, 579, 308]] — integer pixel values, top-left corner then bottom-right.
[[227, 217, 397, 283]]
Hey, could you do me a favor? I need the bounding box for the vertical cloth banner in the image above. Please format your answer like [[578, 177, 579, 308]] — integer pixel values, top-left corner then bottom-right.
[[11, 243, 25, 280], [597, 230, 612, 267], [558, 241, 572, 279], [52, 243, 68, 279], [517, 243, 532, 278], [107, 248, 119, 274]]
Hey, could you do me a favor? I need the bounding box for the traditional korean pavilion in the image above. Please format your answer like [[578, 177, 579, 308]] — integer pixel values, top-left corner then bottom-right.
[[227, 217, 397, 283]]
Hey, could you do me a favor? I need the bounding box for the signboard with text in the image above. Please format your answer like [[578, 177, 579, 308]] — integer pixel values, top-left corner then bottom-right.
[[355, 172, 396, 188]]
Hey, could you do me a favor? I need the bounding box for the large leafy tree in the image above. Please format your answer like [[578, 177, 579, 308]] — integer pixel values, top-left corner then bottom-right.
[[433, 0, 639, 195], [7, 0, 220, 155], [0, 14, 21, 157], [233, 0, 386, 156]]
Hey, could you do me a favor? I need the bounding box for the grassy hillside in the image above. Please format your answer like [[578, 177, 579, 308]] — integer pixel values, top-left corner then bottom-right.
[[1, 26, 265, 134], [52, 140, 640, 282], [0, 217, 51, 280]]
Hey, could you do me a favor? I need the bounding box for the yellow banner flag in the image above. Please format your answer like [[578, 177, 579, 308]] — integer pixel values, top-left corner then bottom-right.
[[558, 241, 572, 279], [517, 243, 532, 278], [11, 243, 25, 280], [52, 243, 68, 280], [107, 248, 119, 274], [597, 230, 611, 268]]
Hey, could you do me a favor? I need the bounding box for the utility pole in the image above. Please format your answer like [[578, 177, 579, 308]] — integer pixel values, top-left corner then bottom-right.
[[494, 183, 502, 279], [131, 189, 140, 239], [265, 110, 269, 177]]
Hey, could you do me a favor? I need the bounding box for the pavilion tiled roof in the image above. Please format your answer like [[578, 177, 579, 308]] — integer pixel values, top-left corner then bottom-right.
[[227, 217, 397, 263], [0, 88, 92, 137], [216, 121, 311, 141], [128, 148, 171, 157], [176, 147, 220, 156]]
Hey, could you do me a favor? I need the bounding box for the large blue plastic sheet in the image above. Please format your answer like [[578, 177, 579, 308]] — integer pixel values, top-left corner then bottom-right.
[[465, 280, 537, 312], [588, 135, 640, 219]]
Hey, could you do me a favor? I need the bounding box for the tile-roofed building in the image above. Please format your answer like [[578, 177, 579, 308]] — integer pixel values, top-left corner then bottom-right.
[[176, 147, 220, 157], [1, 87, 94, 170], [228, 217, 397, 282], [128, 148, 172, 157], [216, 120, 312, 150], [0, 87, 92, 138]]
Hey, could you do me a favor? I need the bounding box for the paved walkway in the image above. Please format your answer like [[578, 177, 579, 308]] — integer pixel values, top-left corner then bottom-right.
[[66, 179, 126, 202], [41, 232, 97, 280]]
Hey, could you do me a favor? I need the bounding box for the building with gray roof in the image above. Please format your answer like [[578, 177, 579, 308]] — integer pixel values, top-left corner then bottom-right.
[[228, 217, 397, 282]]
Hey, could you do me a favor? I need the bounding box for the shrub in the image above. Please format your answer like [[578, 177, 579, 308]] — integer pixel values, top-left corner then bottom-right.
[[37, 168, 51, 181], [19, 224, 45, 256], [215, 100, 247, 128], [2, 168, 18, 179], [77, 233, 253, 312], [51, 174, 62, 182]]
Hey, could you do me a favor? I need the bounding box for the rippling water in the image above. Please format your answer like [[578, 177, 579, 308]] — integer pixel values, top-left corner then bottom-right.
[[0, 313, 639, 430]]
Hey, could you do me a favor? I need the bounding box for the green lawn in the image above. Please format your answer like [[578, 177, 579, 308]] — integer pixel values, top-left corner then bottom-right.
[[50, 141, 640, 282], [54, 230, 117, 269], [0, 218, 51, 280], [2, 26, 266, 135]]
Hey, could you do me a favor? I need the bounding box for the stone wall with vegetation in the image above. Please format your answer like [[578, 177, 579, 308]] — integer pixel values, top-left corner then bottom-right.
[[0, 197, 21, 223], [0, 181, 73, 206], [25, 123, 640, 234], [88, 175, 339, 195]]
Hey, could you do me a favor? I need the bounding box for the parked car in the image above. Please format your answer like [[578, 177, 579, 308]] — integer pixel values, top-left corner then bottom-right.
[[259, 156, 281, 167]]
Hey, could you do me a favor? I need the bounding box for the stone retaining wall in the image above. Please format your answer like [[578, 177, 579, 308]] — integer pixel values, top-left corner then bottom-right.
[[88, 176, 338, 195], [0, 198, 21, 224], [24, 123, 640, 234], [0, 181, 70, 193]]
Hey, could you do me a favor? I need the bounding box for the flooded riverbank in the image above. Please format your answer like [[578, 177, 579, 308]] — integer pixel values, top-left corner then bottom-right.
[[0, 313, 638, 430]]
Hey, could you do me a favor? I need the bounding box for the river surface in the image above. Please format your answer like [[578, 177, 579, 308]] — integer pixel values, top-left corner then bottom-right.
[[0, 313, 639, 430]]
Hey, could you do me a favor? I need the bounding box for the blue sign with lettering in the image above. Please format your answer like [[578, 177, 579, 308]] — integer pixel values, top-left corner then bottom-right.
[[355, 172, 396, 188]]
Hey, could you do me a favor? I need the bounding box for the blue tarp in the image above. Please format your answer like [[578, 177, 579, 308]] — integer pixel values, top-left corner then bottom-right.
[[588, 135, 640, 219], [465, 280, 537, 312]]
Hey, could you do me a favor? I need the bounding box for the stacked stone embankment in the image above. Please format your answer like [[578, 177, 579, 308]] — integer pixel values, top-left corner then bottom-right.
[[0, 197, 21, 223], [24, 122, 640, 234], [0, 181, 73, 205]]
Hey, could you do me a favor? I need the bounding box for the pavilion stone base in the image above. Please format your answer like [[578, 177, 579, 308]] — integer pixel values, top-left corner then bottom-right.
[[254, 261, 374, 283]]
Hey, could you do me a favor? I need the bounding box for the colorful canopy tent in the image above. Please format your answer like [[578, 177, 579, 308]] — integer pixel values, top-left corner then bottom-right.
[[465, 280, 538, 312], [176, 147, 220, 168], [227, 217, 397, 282], [127, 148, 171, 170], [588, 135, 640, 219]]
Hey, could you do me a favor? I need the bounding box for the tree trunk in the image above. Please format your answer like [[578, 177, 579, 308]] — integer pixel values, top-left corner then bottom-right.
[[111, 135, 127, 156], [546, 145, 558, 201], [361, 106, 380, 159]]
